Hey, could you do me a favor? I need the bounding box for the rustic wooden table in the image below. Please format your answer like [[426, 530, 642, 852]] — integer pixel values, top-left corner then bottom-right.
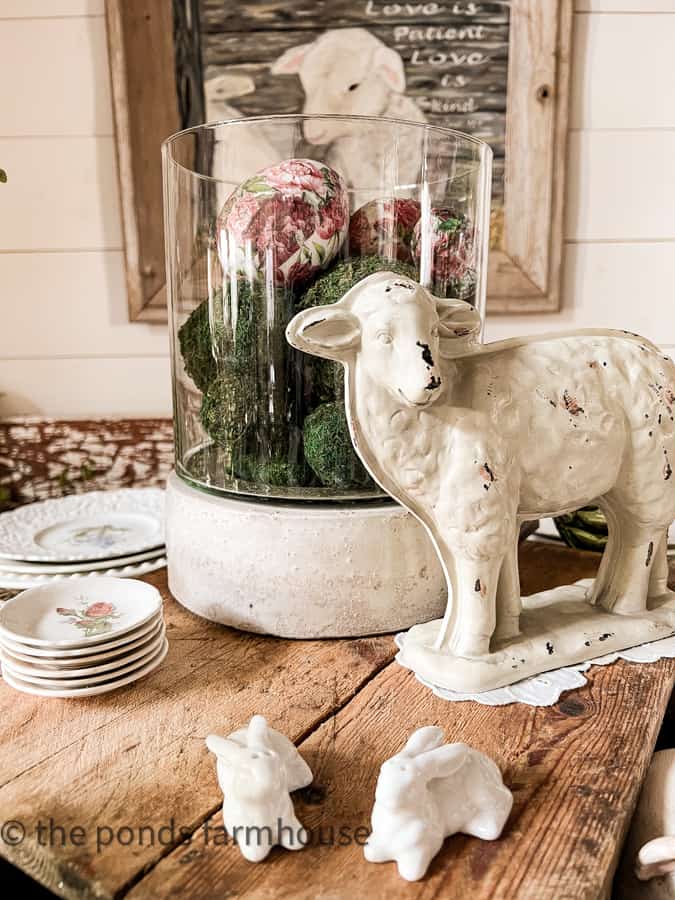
[[0, 541, 673, 900]]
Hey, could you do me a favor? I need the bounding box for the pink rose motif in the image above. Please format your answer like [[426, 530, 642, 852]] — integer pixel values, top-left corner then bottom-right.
[[412, 207, 473, 283], [316, 194, 348, 240], [395, 199, 422, 231], [84, 602, 114, 618], [349, 198, 420, 261], [284, 258, 318, 286], [263, 159, 326, 199], [223, 194, 262, 242], [216, 159, 348, 285]]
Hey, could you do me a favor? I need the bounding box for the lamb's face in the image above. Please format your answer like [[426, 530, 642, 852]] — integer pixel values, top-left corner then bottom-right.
[[354, 279, 444, 408], [300, 45, 391, 144], [272, 29, 406, 146]]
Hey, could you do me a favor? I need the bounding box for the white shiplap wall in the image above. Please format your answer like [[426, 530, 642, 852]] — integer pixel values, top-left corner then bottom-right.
[[0, 1, 673, 416]]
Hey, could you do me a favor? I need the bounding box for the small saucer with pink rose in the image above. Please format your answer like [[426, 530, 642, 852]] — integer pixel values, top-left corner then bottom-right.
[[0, 577, 167, 697]]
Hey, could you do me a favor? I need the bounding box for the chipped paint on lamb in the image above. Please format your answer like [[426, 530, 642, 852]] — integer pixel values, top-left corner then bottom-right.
[[286, 271, 675, 673]]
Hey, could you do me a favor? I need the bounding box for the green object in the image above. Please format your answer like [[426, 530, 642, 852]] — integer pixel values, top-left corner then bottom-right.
[[304, 401, 372, 489], [298, 255, 415, 406], [296, 255, 418, 310], [252, 459, 309, 488], [199, 372, 250, 449], [0, 169, 7, 184], [179, 298, 219, 393], [178, 284, 257, 393], [554, 506, 608, 552]]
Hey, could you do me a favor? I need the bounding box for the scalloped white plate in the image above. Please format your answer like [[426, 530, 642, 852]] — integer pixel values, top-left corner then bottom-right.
[[0, 546, 164, 575], [1, 639, 169, 697], [0, 614, 163, 660], [0, 577, 162, 648], [0, 556, 166, 590], [1, 634, 167, 687], [0, 625, 166, 678], [0, 488, 164, 562]]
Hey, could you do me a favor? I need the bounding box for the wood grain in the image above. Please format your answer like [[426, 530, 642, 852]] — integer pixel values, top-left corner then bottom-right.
[[106, 0, 181, 322], [0, 418, 173, 511], [124, 544, 671, 900], [0, 570, 396, 900], [1, 471, 665, 900], [201, 0, 511, 30]]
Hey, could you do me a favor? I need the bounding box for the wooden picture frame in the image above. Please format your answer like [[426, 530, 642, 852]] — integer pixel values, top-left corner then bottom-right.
[[107, 0, 572, 322]]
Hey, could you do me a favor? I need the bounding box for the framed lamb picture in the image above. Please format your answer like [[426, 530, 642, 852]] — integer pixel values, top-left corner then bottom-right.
[[107, 0, 573, 322]]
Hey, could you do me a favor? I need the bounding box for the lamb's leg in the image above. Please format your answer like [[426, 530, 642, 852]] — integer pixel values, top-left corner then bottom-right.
[[439, 553, 502, 658], [494, 531, 521, 643], [648, 529, 670, 599], [589, 499, 619, 608], [597, 520, 665, 615]]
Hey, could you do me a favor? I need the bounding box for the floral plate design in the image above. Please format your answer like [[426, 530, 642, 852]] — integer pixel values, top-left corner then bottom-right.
[[0, 488, 164, 563], [0, 576, 162, 648]]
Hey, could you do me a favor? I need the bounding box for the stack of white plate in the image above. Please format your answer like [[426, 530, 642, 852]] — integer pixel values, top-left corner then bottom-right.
[[0, 488, 166, 589], [0, 576, 167, 697]]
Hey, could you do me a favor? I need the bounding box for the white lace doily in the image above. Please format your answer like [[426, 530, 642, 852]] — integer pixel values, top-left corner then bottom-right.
[[395, 633, 675, 707]]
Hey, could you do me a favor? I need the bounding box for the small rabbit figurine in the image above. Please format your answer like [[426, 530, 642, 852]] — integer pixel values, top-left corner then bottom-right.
[[206, 714, 312, 862], [364, 726, 513, 881]]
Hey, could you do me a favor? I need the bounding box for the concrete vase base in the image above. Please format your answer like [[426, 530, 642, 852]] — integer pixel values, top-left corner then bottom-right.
[[396, 581, 675, 694], [165, 472, 446, 638]]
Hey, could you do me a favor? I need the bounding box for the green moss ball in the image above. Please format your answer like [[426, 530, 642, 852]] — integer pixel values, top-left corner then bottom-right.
[[178, 283, 259, 393], [252, 459, 309, 488], [199, 372, 250, 448], [303, 402, 371, 490], [296, 255, 419, 310], [178, 299, 217, 393]]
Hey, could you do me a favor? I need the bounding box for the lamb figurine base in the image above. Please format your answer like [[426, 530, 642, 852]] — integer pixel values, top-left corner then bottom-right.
[[286, 271, 675, 694]]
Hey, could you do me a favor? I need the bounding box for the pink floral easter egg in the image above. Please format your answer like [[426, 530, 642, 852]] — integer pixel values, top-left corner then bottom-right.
[[348, 198, 420, 261], [411, 207, 474, 285], [217, 159, 348, 287]]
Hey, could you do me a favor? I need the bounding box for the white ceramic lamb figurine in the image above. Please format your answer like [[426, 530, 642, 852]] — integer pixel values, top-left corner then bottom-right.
[[272, 29, 426, 194], [365, 726, 512, 881], [286, 271, 675, 692], [206, 715, 312, 862]]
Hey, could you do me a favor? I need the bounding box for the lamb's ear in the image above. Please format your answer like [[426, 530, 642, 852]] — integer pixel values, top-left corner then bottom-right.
[[636, 836, 675, 881], [271, 43, 313, 75], [373, 45, 406, 93], [205, 734, 242, 761], [436, 298, 482, 351], [401, 726, 445, 758], [247, 715, 271, 750], [286, 306, 360, 360], [416, 744, 466, 780]]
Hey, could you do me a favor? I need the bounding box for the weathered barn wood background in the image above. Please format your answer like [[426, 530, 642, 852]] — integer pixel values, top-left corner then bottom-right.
[[197, 0, 509, 200]]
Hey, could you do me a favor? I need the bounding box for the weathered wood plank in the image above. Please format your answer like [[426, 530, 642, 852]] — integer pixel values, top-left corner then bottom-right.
[[0, 418, 174, 512], [201, 0, 511, 31], [127, 644, 674, 899], [0, 570, 395, 900]]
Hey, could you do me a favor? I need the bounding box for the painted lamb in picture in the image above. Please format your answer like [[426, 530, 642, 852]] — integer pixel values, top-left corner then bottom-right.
[[286, 271, 675, 693]]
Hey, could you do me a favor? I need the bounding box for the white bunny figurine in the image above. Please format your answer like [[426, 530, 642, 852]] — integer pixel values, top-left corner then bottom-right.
[[365, 725, 513, 881], [205, 714, 312, 862]]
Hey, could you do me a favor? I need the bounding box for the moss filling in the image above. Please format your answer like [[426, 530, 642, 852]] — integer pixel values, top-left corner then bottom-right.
[[303, 401, 371, 490]]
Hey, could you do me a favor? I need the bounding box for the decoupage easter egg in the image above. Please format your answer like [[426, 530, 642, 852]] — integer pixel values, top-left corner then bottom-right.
[[348, 197, 421, 261], [216, 159, 348, 287], [411, 207, 474, 289]]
